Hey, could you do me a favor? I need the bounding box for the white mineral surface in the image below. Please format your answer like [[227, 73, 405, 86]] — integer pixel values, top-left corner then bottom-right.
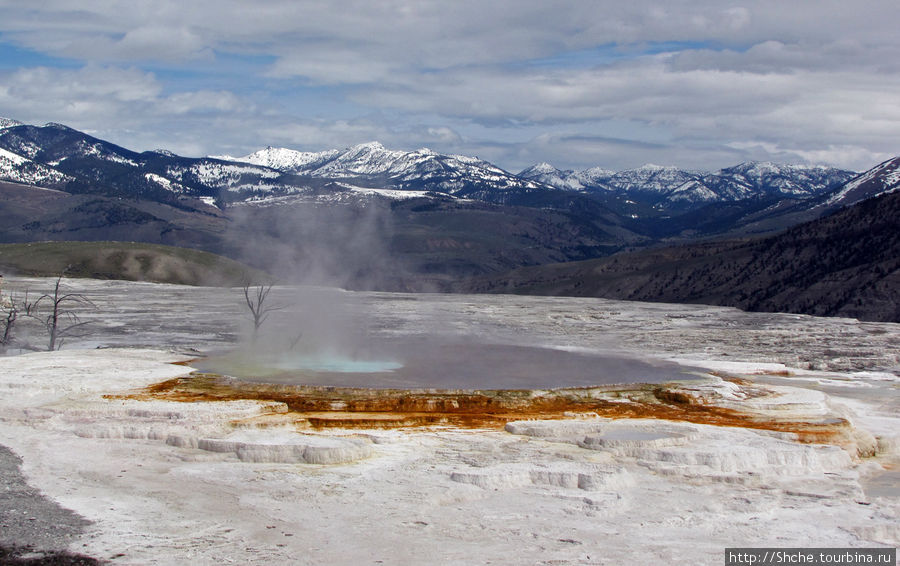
[[0, 277, 898, 565]]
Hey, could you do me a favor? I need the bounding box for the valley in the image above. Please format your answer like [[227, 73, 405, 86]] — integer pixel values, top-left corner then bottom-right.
[[1, 119, 897, 311]]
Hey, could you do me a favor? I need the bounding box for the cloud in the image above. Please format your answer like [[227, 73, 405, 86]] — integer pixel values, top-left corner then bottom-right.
[[116, 25, 212, 61], [726, 141, 893, 171], [0, 1, 897, 171], [160, 91, 243, 115], [0, 65, 250, 153], [0, 65, 246, 125], [7, 1, 893, 72], [253, 116, 470, 156], [266, 49, 398, 85], [455, 133, 740, 173], [0, 65, 162, 115], [670, 39, 900, 75], [358, 58, 900, 142]]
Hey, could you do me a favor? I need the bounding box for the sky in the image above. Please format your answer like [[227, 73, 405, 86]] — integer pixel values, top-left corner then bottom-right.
[[0, 0, 897, 173]]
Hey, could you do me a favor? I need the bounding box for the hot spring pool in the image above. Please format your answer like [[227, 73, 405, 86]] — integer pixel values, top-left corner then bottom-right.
[[196, 339, 700, 390]]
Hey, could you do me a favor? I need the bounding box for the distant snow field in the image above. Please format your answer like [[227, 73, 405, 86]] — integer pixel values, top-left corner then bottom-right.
[[0, 277, 897, 565]]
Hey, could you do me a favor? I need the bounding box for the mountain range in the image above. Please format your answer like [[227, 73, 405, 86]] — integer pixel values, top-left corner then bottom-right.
[[227, 143, 862, 211], [518, 161, 855, 207], [1, 119, 867, 211], [0, 117, 898, 319]]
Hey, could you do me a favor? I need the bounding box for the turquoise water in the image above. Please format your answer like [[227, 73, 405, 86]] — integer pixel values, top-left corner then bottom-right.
[[270, 354, 402, 374]]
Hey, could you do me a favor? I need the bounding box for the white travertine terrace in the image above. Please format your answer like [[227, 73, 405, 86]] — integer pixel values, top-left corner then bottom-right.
[[0, 277, 897, 565]]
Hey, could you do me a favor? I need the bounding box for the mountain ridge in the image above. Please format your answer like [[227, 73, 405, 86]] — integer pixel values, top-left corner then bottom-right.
[[1, 118, 894, 252], [226, 141, 548, 199], [0, 117, 873, 214], [824, 156, 900, 208], [518, 159, 856, 207]]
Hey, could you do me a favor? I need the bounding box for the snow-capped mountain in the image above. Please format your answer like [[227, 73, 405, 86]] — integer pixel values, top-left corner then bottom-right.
[[664, 162, 854, 205], [0, 121, 309, 201], [0, 120, 550, 207], [228, 146, 340, 171], [719, 162, 850, 195], [0, 117, 23, 129], [572, 167, 617, 189], [0, 146, 72, 187], [517, 163, 586, 191], [521, 160, 855, 206], [685, 162, 855, 201], [520, 163, 699, 195], [607, 164, 702, 195], [824, 156, 900, 208], [231, 142, 546, 199], [0, 118, 876, 217]]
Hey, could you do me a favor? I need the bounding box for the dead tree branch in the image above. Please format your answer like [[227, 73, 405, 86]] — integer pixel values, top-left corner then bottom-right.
[[26, 276, 96, 351], [242, 281, 287, 339], [1, 297, 18, 349]]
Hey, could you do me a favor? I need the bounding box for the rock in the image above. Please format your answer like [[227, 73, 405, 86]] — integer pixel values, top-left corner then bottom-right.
[[195, 431, 373, 464], [450, 462, 632, 492]]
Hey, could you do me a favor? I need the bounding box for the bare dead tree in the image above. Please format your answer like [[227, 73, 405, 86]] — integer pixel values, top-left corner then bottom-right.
[[242, 281, 286, 340], [25, 276, 95, 351], [0, 295, 18, 350]]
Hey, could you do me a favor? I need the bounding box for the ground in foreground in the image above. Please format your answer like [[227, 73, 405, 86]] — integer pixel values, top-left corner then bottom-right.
[[0, 277, 897, 565]]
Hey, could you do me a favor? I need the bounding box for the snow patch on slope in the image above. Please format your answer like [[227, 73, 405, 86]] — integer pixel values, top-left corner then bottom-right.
[[0, 147, 72, 186], [144, 173, 185, 193], [0, 117, 24, 129], [825, 157, 900, 206], [74, 140, 139, 167], [235, 146, 341, 171], [0, 146, 28, 166]]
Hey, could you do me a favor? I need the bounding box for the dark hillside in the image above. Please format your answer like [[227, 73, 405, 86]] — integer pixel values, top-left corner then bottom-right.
[[462, 191, 900, 322], [0, 241, 263, 286], [0, 181, 227, 250]]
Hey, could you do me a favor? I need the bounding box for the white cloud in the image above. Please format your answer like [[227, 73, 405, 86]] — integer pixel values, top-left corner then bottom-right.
[[266, 49, 398, 85], [0, 66, 162, 119], [0, 0, 897, 171], [726, 141, 891, 171], [117, 25, 212, 61], [5, 1, 894, 71], [358, 58, 898, 132], [160, 91, 243, 115]]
